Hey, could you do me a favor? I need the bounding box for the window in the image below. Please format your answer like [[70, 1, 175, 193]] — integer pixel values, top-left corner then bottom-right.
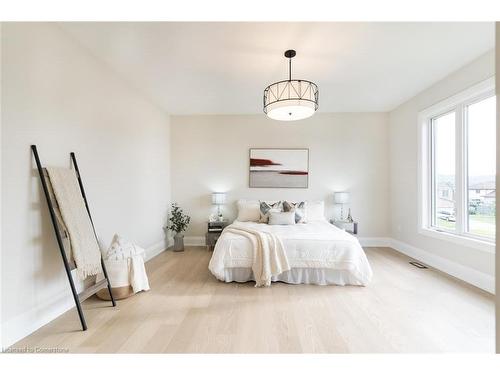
[[419, 78, 495, 251]]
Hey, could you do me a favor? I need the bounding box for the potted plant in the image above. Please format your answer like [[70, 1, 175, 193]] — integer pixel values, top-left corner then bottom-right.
[[167, 203, 191, 252]]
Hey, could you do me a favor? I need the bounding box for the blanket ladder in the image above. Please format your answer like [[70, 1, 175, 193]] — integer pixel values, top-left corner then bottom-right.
[[31, 145, 116, 331]]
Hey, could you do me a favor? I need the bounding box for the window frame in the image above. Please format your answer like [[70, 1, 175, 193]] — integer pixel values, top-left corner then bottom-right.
[[429, 109, 457, 232], [418, 77, 495, 253]]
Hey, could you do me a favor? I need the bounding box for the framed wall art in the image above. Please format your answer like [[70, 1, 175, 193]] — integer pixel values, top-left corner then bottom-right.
[[249, 148, 309, 188]]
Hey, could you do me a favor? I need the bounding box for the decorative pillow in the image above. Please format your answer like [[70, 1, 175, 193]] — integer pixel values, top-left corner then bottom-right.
[[259, 201, 283, 223], [283, 201, 307, 223], [268, 211, 296, 225], [236, 200, 261, 222], [306, 200, 325, 221], [104, 234, 146, 261]]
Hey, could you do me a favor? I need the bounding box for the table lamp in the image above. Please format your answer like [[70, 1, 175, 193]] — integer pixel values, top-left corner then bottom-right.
[[212, 192, 226, 220], [334, 191, 350, 221]]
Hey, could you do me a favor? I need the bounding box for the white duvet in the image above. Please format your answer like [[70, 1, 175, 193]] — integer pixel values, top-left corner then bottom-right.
[[208, 220, 373, 286]]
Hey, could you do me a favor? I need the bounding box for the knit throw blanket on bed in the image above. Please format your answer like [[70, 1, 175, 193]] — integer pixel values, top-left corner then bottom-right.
[[47, 167, 102, 279], [224, 224, 290, 287]]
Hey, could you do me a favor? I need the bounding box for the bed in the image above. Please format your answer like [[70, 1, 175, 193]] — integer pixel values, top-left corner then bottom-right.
[[208, 217, 373, 286]]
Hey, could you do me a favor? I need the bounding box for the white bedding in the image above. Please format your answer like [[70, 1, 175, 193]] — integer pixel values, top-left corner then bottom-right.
[[208, 220, 373, 286], [224, 224, 290, 286]]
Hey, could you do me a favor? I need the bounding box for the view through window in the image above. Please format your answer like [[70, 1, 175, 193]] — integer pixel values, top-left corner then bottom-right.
[[466, 96, 496, 238]]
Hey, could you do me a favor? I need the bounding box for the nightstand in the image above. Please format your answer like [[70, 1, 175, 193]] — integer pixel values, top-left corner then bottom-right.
[[330, 220, 358, 235], [205, 221, 229, 250]]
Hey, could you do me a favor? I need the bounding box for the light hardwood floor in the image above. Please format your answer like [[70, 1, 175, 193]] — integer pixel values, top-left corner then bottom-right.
[[10, 247, 494, 353]]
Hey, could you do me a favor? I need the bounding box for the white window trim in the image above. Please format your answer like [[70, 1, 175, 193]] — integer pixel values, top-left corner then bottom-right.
[[417, 77, 495, 254]]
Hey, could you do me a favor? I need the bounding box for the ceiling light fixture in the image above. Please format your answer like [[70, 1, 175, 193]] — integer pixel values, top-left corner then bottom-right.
[[263, 49, 319, 121]]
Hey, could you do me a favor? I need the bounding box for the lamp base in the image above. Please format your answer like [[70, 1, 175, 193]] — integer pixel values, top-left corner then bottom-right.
[[346, 208, 353, 223]]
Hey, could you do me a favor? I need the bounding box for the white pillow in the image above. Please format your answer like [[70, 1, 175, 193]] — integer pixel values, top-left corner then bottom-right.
[[268, 211, 296, 225], [104, 234, 146, 261], [306, 200, 325, 221], [258, 200, 283, 223], [236, 200, 261, 222]]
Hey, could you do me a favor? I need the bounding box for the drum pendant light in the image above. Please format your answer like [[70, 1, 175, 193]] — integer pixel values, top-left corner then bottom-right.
[[263, 49, 319, 121]]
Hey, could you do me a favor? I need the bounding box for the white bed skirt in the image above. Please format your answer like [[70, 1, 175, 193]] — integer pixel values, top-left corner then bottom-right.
[[219, 267, 367, 286]]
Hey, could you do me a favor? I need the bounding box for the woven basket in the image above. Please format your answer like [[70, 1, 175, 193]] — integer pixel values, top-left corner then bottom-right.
[[96, 285, 134, 301]]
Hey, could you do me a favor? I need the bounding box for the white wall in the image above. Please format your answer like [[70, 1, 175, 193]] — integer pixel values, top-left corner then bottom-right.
[[389, 50, 495, 291], [171, 113, 389, 241], [1, 23, 171, 347]]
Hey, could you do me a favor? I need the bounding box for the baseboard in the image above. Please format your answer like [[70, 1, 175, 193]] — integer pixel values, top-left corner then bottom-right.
[[358, 237, 391, 247], [144, 238, 171, 261], [184, 236, 206, 246], [1, 238, 171, 349], [389, 238, 494, 294], [184, 235, 392, 248], [1, 276, 82, 349], [357, 236, 493, 293], [186, 236, 393, 248]]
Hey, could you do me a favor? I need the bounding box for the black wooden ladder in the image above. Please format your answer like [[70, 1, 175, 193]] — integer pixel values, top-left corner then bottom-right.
[[31, 145, 116, 331]]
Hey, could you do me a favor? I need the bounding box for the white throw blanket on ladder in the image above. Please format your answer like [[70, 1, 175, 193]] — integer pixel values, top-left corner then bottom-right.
[[47, 167, 102, 279], [224, 224, 290, 287]]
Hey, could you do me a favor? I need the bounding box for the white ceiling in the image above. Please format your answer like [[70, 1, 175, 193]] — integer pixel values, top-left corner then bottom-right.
[[60, 22, 494, 114]]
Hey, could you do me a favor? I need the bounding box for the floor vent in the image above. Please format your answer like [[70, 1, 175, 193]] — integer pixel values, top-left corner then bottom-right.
[[409, 261, 428, 269]]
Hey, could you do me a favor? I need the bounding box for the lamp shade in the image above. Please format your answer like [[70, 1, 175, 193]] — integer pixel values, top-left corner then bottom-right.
[[334, 192, 349, 204], [212, 192, 226, 205], [264, 81, 319, 121]]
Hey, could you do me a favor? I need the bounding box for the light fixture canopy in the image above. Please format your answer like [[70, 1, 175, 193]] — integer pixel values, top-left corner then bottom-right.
[[263, 49, 319, 121]]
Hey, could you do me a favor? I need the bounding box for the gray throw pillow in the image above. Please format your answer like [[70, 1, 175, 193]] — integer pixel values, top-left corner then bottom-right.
[[283, 201, 307, 223]]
